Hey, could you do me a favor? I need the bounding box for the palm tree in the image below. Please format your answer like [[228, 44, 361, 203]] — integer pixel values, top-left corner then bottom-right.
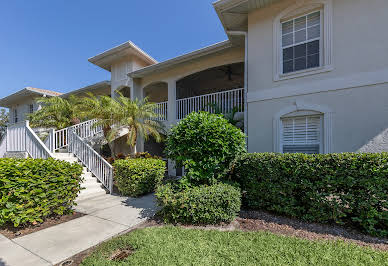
[[28, 96, 79, 129], [78, 93, 164, 156]]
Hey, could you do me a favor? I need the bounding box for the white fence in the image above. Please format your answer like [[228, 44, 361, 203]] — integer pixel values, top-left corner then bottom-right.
[[176, 88, 244, 120], [51, 119, 102, 151], [69, 129, 113, 192], [154, 101, 168, 121], [6, 121, 52, 159], [0, 135, 6, 158]]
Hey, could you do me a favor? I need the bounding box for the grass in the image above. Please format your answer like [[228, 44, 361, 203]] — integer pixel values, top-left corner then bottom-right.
[[81, 226, 388, 266]]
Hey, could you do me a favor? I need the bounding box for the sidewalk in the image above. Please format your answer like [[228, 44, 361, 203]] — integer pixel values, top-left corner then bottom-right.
[[0, 193, 156, 266]]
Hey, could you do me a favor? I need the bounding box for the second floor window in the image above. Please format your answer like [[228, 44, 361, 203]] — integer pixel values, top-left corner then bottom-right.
[[14, 109, 18, 123], [281, 11, 321, 74], [29, 104, 34, 114]]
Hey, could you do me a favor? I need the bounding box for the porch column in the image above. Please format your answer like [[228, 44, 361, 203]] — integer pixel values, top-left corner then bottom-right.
[[132, 78, 144, 153], [167, 79, 177, 176]]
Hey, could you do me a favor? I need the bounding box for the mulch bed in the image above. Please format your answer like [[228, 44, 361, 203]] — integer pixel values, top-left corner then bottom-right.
[[237, 210, 388, 251], [0, 212, 85, 239]]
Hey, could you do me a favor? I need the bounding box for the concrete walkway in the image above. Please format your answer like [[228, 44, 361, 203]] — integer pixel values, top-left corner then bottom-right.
[[0, 193, 156, 266]]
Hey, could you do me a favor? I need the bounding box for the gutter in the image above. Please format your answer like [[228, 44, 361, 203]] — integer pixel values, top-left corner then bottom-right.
[[227, 31, 249, 149]]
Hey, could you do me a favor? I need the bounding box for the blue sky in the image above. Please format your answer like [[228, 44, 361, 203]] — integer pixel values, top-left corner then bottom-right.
[[0, 0, 226, 98]]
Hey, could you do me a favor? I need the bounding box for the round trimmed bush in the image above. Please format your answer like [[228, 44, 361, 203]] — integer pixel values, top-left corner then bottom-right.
[[166, 111, 246, 184], [114, 158, 165, 197], [156, 182, 241, 224]]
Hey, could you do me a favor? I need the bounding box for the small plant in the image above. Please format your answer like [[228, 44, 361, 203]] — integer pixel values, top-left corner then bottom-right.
[[114, 158, 165, 197], [166, 112, 246, 185], [0, 158, 83, 227], [128, 152, 162, 159], [156, 182, 241, 224]]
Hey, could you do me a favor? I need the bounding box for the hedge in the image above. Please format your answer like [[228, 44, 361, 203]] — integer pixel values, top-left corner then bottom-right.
[[230, 153, 388, 237], [166, 111, 246, 185], [114, 158, 165, 197], [0, 158, 83, 227], [156, 182, 241, 224]]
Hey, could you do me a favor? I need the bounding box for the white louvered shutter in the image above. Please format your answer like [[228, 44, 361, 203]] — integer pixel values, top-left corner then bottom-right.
[[282, 116, 321, 154]]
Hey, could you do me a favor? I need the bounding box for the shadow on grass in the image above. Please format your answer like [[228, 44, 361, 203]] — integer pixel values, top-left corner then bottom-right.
[[240, 210, 388, 245]]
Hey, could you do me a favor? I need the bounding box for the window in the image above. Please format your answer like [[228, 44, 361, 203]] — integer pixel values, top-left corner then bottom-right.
[[273, 0, 333, 81], [29, 104, 34, 114], [14, 109, 18, 123], [281, 11, 321, 74], [281, 115, 322, 154]]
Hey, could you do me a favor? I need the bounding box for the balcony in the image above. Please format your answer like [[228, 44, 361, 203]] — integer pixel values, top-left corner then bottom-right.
[[176, 88, 244, 120], [153, 88, 244, 122]]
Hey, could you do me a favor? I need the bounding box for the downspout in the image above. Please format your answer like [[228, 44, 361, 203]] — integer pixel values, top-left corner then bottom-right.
[[226, 31, 249, 149]]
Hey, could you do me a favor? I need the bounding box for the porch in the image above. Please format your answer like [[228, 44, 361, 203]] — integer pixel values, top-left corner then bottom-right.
[[148, 62, 246, 123]]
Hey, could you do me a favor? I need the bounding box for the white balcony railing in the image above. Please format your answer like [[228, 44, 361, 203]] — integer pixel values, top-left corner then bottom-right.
[[154, 101, 168, 121], [176, 88, 244, 120]]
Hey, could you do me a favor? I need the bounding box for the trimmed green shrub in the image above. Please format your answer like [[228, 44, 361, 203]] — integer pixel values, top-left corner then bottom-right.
[[156, 182, 241, 224], [0, 158, 83, 227], [166, 111, 246, 185], [230, 153, 388, 237], [114, 158, 165, 197]]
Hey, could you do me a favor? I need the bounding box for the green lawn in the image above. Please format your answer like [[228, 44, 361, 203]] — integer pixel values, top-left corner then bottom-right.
[[81, 226, 388, 266]]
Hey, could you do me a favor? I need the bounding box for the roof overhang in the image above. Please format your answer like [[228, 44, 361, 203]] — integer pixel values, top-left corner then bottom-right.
[[61, 81, 111, 98], [129, 40, 234, 78], [88, 41, 158, 71], [213, 0, 282, 34], [0, 87, 62, 108]]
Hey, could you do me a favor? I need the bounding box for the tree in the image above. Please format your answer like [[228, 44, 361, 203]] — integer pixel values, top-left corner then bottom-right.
[[28, 96, 79, 129], [0, 109, 8, 139], [78, 93, 164, 156]]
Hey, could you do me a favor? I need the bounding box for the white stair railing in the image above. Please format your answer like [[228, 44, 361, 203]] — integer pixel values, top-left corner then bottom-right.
[[6, 121, 52, 159], [69, 129, 113, 193], [176, 88, 244, 120], [153, 101, 168, 121], [53, 119, 102, 151], [0, 135, 7, 158]]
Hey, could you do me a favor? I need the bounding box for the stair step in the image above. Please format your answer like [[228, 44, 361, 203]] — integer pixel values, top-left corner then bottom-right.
[[81, 179, 101, 188], [77, 187, 107, 201], [53, 152, 74, 158]]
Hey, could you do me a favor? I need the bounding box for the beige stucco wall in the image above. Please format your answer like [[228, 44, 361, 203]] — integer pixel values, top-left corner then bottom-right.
[[248, 82, 388, 153], [138, 46, 245, 90], [246, 0, 388, 153], [247, 0, 388, 91], [9, 98, 41, 124]]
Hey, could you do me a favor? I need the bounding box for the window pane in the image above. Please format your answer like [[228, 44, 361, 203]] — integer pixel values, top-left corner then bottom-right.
[[295, 57, 307, 71], [283, 60, 294, 73], [307, 11, 320, 27], [283, 47, 294, 61], [294, 43, 307, 58], [294, 29, 306, 43], [282, 33, 293, 47], [307, 54, 320, 68], [282, 20, 293, 35], [307, 40, 320, 55], [295, 16, 306, 31], [308, 25, 320, 40]]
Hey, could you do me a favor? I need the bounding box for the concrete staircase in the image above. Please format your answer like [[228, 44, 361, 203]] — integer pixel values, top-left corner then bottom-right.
[[52, 152, 108, 201]]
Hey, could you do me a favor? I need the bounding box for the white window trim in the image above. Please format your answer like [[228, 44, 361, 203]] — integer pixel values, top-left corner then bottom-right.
[[273, 101, 333, 153], [273, 0, 333, 81]]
